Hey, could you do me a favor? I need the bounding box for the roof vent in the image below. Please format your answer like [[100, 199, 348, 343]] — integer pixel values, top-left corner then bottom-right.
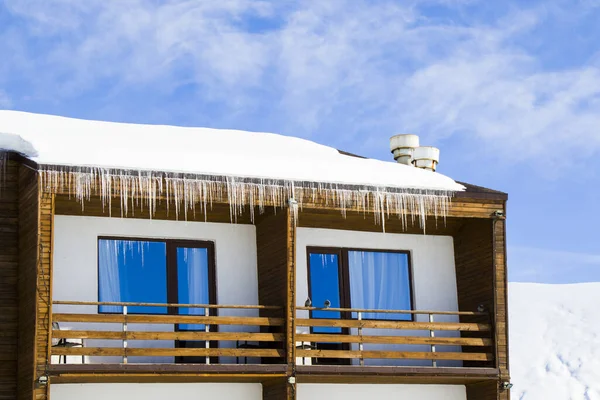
[[412, 146, 440, 172], [390, 134, 419, 165]]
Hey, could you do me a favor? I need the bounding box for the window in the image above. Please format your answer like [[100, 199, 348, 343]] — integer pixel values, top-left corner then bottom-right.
[[307, 247, 413, 322], [308, 251, 343, 333], [98, 239, 167, 314], [347, 250, 412, 320], [98, 238, 215, 321]]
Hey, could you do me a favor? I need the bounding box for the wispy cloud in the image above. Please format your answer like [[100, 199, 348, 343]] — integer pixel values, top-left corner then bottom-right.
[[509, 246, 600, 283], [2, 0, 600, 170]]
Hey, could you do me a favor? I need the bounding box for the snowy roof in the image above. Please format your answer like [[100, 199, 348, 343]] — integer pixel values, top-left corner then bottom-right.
[[0, 110, 464, 192]]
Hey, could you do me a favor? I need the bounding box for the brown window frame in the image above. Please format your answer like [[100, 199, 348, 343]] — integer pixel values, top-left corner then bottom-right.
[[97, 236, 217, 316], [306, 246, 415, 322]]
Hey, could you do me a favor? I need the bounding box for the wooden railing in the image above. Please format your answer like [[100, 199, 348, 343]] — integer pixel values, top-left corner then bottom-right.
[[295, 307, 493, 367], [51, 301, 285, 364]]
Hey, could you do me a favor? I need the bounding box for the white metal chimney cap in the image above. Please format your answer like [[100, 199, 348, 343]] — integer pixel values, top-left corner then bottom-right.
[[389, 134, 420, 152], [413, 146, 440, 161]]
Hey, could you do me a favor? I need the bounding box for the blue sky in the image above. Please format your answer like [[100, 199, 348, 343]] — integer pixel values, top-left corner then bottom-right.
[[1, 0, 599, 283]]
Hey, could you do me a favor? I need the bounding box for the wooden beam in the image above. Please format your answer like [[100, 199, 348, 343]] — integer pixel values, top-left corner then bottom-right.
[[53, 314, 284, 326], [52, 347, 285, 358], [53, 330, 284, 342], [296, 349, 493, 362]]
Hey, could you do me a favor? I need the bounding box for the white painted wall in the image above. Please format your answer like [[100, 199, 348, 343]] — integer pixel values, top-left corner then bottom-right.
[[52, 215, 258, 364], [297, 384, 466, 400], [51, 383, 262, 400], [296, 228, 461, 367]]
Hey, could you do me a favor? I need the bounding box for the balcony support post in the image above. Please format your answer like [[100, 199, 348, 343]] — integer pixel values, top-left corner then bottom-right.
[[122, 306, 128, 364], [205, 307, 210, 365], [358, 311, 364, 366], [429, 313, 436, 367]]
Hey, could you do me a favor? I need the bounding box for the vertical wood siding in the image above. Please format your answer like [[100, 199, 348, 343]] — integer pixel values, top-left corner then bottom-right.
[[494, 217, 510, 400], [0, 160, 19, 400], [453, 218, 496, 370], [32, 193, 53, 400], [467, 381, 499, 400], [454, 208, 510, 400], [17, 165, 40, 400], [255, 209, 295, 399], [256, 212, 289, 316], [262, 379, 292, 400]]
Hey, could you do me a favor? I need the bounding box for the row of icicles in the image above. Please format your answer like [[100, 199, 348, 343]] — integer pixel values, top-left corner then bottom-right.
[[39, 166, 455, 232]]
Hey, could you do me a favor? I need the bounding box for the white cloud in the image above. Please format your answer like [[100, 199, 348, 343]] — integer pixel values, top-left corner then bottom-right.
[[2, 0, 600, 170]]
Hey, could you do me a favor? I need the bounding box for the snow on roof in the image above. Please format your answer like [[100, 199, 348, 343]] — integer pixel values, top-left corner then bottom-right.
[[0, 110, 464, 192]]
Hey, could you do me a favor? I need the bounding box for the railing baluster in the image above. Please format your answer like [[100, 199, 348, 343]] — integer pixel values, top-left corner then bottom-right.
[[122, 305, 128, 364], [205, 307, 210, 365], [358, 311, 364, 366], [429, 313, 436, 367]]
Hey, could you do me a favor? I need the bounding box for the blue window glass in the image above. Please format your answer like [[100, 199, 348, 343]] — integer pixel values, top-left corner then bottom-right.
[[98, 239, 167, 314], [348, 251, 412, 320], [177, 247, 210, 331], [308, 253, 342, 333]]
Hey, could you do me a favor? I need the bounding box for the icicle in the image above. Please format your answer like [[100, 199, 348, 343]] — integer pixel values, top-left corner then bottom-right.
[[37, 165, 456, 232]]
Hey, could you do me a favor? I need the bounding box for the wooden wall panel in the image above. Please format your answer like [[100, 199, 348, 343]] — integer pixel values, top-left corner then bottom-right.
[[467, 381, 498, 400], [494, 217, 510, 385], [453, 219, 494, 313], [262, 379, 292, 400], [0, 160, 19, 400], [54, 195, 253, 224], [32, 193, 53, 400], [256, 211, 288, 315], [286, 208, 296, 371], [255, 210, 289, 369], [453, 218, 496, 370], [17, 165, 40, 400], [298, 208, 464, 235]]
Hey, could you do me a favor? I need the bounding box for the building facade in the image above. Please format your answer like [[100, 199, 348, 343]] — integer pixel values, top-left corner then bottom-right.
[[0, 112, 510, 400]]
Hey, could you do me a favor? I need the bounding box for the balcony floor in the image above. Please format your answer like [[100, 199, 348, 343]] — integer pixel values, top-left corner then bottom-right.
[[48, 364, 288, 384], [48, 363, 498, 385], [295, 365, 500, 385]]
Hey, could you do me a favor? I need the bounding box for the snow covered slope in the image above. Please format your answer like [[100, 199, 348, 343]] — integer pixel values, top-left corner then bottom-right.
[[510, 282, 600, 399]]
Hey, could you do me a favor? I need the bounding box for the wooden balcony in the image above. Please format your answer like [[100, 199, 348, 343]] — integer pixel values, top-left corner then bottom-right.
[[48, 301, 287, 379], [294, 306, 494, 369], [47, 301, 497, 384]]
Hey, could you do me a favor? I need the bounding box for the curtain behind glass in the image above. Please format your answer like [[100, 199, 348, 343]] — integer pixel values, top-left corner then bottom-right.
[[177, 247, 209, 331], [98, 240, 122, 313], [348, 251, 412, 320]]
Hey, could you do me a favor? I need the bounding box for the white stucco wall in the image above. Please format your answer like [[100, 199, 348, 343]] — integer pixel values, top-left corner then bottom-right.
[[52, 215, 258, 364], [51, 383, 262, 400], [296, 227, 460, 367], [297, 384, 466, 400]]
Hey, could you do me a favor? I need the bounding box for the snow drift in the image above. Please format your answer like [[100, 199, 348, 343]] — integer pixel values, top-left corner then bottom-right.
[[510, 282, 600, 399]]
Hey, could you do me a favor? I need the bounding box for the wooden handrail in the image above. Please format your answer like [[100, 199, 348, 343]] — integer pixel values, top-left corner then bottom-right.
[[53, 300, 281, 310], [296, 306, 486, 316]]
